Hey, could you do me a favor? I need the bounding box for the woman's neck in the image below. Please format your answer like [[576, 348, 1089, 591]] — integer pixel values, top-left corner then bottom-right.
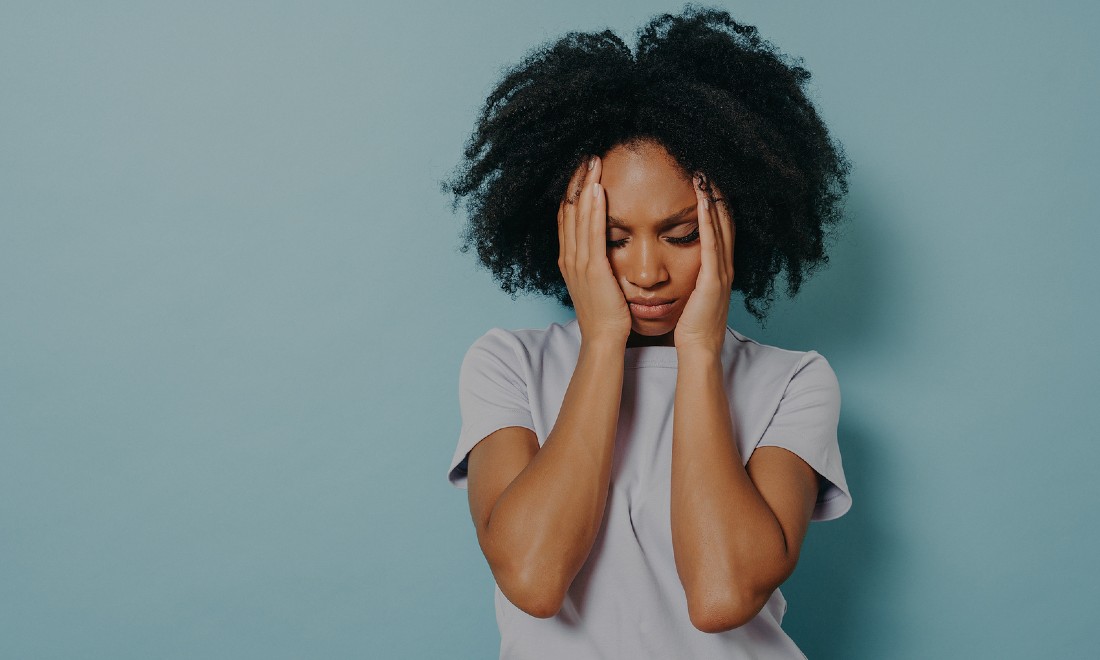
[[626, 329, 675, 348]]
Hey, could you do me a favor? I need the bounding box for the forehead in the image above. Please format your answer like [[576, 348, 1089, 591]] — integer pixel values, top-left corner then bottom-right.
[[599, 141, 697, 226]]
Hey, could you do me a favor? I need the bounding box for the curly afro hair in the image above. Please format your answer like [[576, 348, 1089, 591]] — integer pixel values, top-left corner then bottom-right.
[[443, 5, 850, 322]]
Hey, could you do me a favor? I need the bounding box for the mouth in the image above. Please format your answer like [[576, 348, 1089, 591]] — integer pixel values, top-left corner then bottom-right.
[[627, 299, 678, 320]]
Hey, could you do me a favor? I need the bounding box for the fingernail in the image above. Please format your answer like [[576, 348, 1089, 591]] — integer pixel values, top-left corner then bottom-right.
[[593, 182, 600, 198], [588, 157, 596, 171], [703, 197, 710, 210]]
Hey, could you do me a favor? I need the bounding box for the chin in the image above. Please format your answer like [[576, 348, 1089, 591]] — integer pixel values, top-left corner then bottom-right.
[[627, 299, 686, 336], [630, 318, 678, 337]]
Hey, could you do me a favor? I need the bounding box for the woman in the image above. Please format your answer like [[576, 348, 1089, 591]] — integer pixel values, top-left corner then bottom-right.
[[444, 7, 852, 658]]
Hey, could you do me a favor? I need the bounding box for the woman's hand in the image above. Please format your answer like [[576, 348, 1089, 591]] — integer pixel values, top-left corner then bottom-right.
[[557, 156, 632, 347], [674, 174, 735, 355]]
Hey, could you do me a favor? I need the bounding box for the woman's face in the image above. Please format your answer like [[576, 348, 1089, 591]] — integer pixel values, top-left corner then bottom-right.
[[599, 140, 703, 345]]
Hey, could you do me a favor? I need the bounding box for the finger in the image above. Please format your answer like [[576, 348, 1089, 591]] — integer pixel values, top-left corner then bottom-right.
[[587, 157, 606, 269], [694, 174, 718, 279], [563, 166, 587, 274], [575, 156, 599, 267], [563, 157, 587, 206], [590, 176, 608, 273], [709, 181, 734, 283], [557, 200, 566, 273], [559, 160, 586, 277], [706, 178, 729, 286]]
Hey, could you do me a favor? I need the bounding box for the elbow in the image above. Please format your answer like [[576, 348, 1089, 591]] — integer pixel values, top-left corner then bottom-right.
[[506, 583, 565, 619], [479, 523, 571, 619], [688, 595, 760, 634], [493, 562, 568, 619], [515, 593, 564, 619], [685, 552, 799, 633], [687, 584, 777, 634]]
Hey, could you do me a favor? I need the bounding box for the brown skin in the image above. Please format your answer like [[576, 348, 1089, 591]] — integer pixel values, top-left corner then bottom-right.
[[466, 140, 820, 632], [600, 142, 701, 347]]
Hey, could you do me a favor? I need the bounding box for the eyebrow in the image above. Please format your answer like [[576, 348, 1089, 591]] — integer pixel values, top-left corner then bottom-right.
[[606, 205, 698, 229]]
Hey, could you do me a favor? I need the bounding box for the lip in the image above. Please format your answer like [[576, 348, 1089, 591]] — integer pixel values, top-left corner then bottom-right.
[[627, 298, 678, 320]]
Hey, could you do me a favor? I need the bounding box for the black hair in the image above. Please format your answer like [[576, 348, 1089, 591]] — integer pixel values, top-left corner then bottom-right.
[[443, 5, 850, 321]]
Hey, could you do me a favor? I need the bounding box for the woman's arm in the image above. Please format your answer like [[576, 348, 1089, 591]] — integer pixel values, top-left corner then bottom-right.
[[466, 156, 631, 619], [466, 339, 624, 618], [670, 175, 820, 633], [670, 350, 819, 633]]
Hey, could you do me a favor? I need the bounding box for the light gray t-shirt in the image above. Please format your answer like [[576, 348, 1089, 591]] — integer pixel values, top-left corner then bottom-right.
[[448, 319, 851, 659]]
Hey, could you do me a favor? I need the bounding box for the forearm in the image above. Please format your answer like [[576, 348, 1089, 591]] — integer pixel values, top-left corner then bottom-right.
[[484, 338, 625, 613], [670, 350, 789, 627]]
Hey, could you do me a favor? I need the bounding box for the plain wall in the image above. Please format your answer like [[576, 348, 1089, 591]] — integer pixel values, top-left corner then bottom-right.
[[2, 1, 1097, 658]]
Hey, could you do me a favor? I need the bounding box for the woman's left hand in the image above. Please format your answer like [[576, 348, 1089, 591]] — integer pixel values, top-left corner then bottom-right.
[[674, 174, 734, 355]]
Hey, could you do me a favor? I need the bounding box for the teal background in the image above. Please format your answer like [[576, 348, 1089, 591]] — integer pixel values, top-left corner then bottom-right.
[[2, 1, 1097, 658]]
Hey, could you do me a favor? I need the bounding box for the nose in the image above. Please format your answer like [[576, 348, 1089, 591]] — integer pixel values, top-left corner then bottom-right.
[[622, 236, 669, 290]]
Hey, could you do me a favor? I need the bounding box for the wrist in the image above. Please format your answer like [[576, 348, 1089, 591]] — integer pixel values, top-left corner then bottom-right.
[[580, 333, 628, 356], [675, 344, 723, 366], [673, 324, 727, 359]]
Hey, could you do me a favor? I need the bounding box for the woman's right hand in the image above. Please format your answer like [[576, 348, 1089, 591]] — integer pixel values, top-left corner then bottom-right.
[[557, 156, 632, 347]]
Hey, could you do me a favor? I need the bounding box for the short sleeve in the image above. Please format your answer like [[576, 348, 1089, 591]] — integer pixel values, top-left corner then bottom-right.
[[756, 351, 852, 521], [447, 329, 536, 489]]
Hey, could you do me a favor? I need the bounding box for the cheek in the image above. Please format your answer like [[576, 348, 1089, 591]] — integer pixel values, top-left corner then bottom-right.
[[606, 250, 626, 281], [672, 250, 702, 287]]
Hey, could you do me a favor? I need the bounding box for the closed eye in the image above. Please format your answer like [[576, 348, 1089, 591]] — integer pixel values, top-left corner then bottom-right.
[[666, 228, 700, 244], [606, 227, 700, 249]]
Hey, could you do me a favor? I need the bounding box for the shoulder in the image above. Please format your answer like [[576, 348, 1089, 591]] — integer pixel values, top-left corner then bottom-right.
[[734, 332, 849, 521], [725, 327, 838, 394], [463, 319, 580, 367]]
